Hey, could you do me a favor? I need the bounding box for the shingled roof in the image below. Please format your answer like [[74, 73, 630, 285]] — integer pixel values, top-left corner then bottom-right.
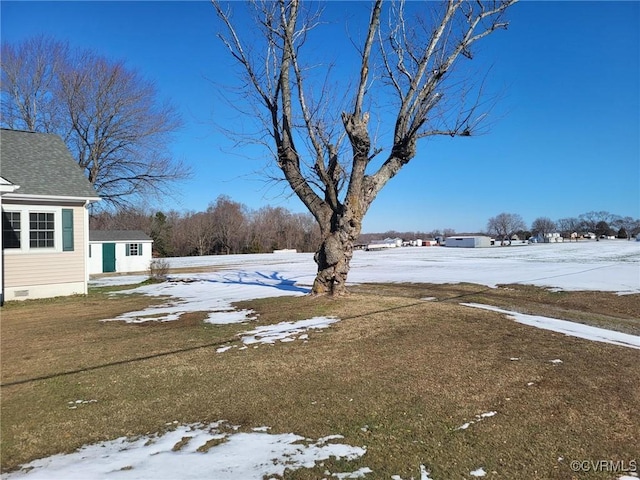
[[90, 230, 153, 242], [0, 129, 99, 200]]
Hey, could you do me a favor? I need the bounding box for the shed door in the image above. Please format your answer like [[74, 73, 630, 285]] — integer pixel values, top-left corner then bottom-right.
[[102, 243, 116, 273]]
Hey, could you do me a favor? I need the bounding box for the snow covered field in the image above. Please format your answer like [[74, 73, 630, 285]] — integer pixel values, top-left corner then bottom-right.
[[5, 241, 638, 479], [94, 240, 640, 292]]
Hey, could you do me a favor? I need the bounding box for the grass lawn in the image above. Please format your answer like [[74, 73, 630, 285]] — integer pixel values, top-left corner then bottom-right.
[[1, 283, 638, 479]]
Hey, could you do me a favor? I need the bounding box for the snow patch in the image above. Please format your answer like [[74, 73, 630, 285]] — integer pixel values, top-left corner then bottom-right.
[[332, 467, 373, 479], [420, 464, 433, 480], [390, 464, 433, 480], [462, 303, 640, 350], [100, 271, 309, 324], [3, 422, 366, 480], [240, 317, 339, 345], [214, 317, 339, 354], [454, 411, 497, 431]]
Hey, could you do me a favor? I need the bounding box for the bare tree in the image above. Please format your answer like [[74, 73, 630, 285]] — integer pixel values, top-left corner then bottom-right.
[[612, 216, 640, 240], [213, 0, 517, 295], [183, 211, 216, 256], [578, 211, 616, 235], [1, 36, 189, 209], [90, 207, 152, 232], [531, 217, 556, 238], [0, 36, 68, 133], [487, 212, 526, 245], [443, 228, 457, 239], [207, 195, 247, 254], [556, 217, 581, 241]]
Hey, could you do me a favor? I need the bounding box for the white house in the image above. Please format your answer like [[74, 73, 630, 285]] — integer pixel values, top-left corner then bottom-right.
[[530, 232, 564, 243], [445, 236, 493, 248], [367, 237, 402, 250], [1, 129, 100, 303], [89, 230, 153, 274]]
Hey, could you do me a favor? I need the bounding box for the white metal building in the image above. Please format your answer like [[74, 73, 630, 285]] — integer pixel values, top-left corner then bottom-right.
[[445, 236, 493, 248], [367, 237, 402, 250]]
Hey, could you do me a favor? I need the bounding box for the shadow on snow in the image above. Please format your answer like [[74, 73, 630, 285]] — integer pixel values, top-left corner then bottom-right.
[[195, 271, 310, 295]]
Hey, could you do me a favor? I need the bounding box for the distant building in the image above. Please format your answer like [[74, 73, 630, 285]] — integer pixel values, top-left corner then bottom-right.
[[367, 237, 402, 250], [89, 230, 153, 274], [531, 233, 564, 243], [445, 236, 493, 248]]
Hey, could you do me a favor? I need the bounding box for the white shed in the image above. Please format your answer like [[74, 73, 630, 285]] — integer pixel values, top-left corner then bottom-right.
[[89, 230, 153, 274], [367, 237, 402, 250], [445, 236, 493, 248]]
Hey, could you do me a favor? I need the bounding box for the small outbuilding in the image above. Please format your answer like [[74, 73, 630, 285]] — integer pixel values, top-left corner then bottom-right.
[[89, 230, 153, 274], [445, 236, 493, 248], [367, 237, 402, 250]]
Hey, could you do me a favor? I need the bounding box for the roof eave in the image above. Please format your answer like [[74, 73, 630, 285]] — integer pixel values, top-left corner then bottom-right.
[[2, 193, 101, 203], [0, 184, 21, 194]]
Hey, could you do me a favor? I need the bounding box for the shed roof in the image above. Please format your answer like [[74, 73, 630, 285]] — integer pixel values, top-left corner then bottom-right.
[[0, 129, 99, 200], [90, 230, 153, 242]]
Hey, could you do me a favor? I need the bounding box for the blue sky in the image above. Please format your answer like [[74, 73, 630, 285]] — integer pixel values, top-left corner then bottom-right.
[[2, 1, 638, 233]]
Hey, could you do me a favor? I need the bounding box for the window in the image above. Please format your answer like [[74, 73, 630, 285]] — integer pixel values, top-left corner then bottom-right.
[[29, 212, 55, 248], [126, 243, 143, 256], [2, 211, 21, 249]]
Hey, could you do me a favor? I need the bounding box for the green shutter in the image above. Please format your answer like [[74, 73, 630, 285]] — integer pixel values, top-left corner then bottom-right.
[[62, 209, 74, 251], [125, 243, 130, 256], [139, 243, 143, 255]]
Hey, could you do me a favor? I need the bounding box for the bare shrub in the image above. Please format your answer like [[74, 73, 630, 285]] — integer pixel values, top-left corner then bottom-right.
[[148, 258, 170, 282]]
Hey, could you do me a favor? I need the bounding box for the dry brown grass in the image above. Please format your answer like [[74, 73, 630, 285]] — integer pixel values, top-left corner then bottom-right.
[[1, 283, 639, 479], [352, 283, 640, 335]]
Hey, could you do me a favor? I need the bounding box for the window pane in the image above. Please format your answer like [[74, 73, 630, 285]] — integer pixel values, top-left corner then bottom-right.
[[2, 211, 21, 248], [29, 212, 54, 248]]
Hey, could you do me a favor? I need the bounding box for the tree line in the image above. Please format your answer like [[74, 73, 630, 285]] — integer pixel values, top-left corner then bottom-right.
[[487, 211, 640, 242], [92, 204, 638, 259], [90, 195, 321, 257]]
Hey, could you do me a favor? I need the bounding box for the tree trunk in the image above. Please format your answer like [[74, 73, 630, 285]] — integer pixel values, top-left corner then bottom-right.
[[311, 209, 362, 296]]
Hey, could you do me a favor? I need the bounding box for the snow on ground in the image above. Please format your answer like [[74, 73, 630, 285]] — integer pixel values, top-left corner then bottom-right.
[[462, 303, 640, 350], [1, 422, 367, 480], [95, 241, 638, 325], [101, 271, 309, 324], [93, 240, 640, 293], [470, 467, 487, 477], [9, 241, 635, 479], [454, 411, 498, 431], [240, 316, 339, 345], [346, 241, 639, 294], [215, 316, 339, 353]]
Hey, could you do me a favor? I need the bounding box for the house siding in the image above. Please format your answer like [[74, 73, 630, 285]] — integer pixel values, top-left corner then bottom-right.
[[3, 204, 87, 300]]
